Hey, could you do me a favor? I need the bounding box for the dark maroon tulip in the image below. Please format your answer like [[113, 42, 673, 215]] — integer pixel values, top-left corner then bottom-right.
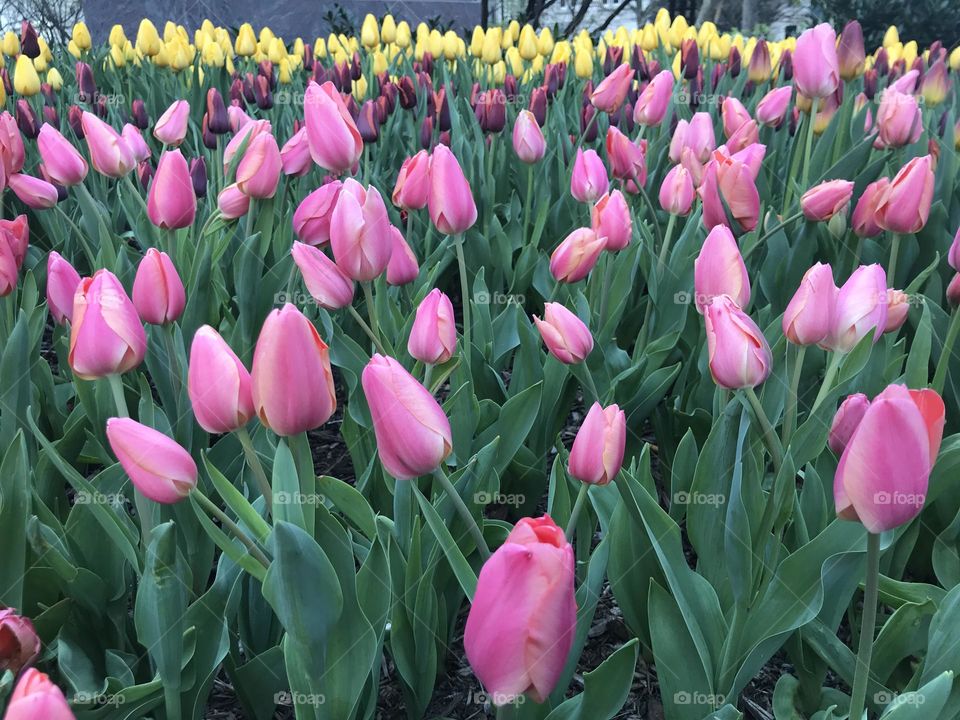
[[312, 63, 326, 85], [42, 105, 59, 127], [345, 94, 359, 120], [258, 60, 275, 90], [580, 105, 598, 143], [206, 88, 229, 133], [351, 52, 362, 81], [67, 105, 84, 138], [438, 130, 450, 147], [603, 45, 624, 76], [303, 44, 313, 71], [190, 157, 207, 198], [712, 63, 726, 91], [728, 47, 741, 77], [380, 82, 397, 113], [417, 71, 433, 91], [419, 114, 434, 149], [681, 39, 699, 79], [779, 49, 793, 81], [375, 96, 389, 124], [75, 62, 96, 103], [130, 98, 149, 129], [938, 110, 949, 138], [138, 160, 153, 190], [39, 164, 69, 201], [398, 76, 417, 109], [435, 88, 451, 131], [241, 73, 256, 103], [201, 114, 217, 149], [863, 69, 878, 100], [20, 21, 40, 58], [620, 102, 635, 134], [357, 100, 379, 142], [480, 89, 506, 133], [631, 46, 648, 80], [95, 95, 108, 118], [1, 69, 12, 97], [504, 74, 518, 101], [875, 48, 889, 76], [419, 52, 433, 76], [40, 82, 55, 106], [581, 80, 593, 104], [229, 77, 245, 107], [910, 57, 924, 81], [544, 64, 561, 98], [254, 75, 272, 109], [15, 100, 39, 138], [529, 87, 547, 126], [688, 72, 703, 110]]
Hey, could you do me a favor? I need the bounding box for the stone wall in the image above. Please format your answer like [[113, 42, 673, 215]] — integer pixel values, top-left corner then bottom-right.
[[81, 0, 482, 42]]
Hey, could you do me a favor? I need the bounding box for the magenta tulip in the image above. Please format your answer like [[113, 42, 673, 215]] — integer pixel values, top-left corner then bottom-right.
[[386, 226, 419, 285], [549, 227, 605, 283], [147, 149, 197, 229], [756, 86, 792, 128], [392, 150, 431, 210], [81, 112, 135, 177], [568, 402, 626, 485], [187, 325, 255, 434], [291, 241, 354, 309], [659, 164, 695, 216], [949, 227, 960, 271], [783, 262, 837, 346], [153, 99, 189, 146], [8, 173, 57, 208], [106, 417, 197, 503], [0, 215, 28, 296], [293, 180, 342, 246], [46, 251, 81, 325], [829, 393, 870, 455], [217, 183, 250, 219], [280, 127, 312, 177], [121, 124, 150, 162], [824, 264, 888, 353], [222, 119, 271, 172], [699, 151, 760, 233], [851, 178, 889, 238], [428, 144, 477, 234], [704, 295, 772, 389], [408, 288, 457, 365], [570, 148, 608, 203], [37, 123, 87, 186], [4, 669, 75, 720], [669, 113, 716, 164], [876, 90, 922, 149], [533, 302, 593, 364], [591, 190, 632, 251], [0, 609, 40, 674], [801, 179, 854, 221], [0, 111, 25, 177], [132, 248, 186, 325], [304, 80, 363, 174], [633, 70, 673, 127], [512, 110, 546, 164], [329, 179, 393, 281], [694, 225, 750, 313], [875, 155, 935, 235], [591, 63, 634, 113], [884, 289, 910, 334], [236, 131, 282, 199], [605, 126, 646, 184], [793, 23, 840, 99]]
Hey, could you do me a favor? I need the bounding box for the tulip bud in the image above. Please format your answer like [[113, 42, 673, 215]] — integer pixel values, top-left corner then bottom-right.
[[188, 325, 255, 434], [876, 90, 922, 149], [512, 110, 546, 164], [218, 183, 250, 219], [408, 289, 457, 365], [568, 402, 626, 485], [591, 190, 631, 251], [605, 126, 646, 185], [801, 179, 854, 221], [392, 150, 431, 210], [4, 669, 74, 720], [875, 155, 935, 235], [81, 112, 135, 178], [147, 149, 197, 229], [280, 127, 312, 177], [14, 99, 38, 139], [428, 144, 477, 235], [152, 99, 189, 147], [19, 21, 39, 59], [884, 289, 910, 333], [756, 86, 792, 128], [699, 150, 760, 234], [949, 226, 960, 272], [205, 88, 229, 134], [824, 264, 888, 352], [37, 123, 87, 186], [304, 81, 363, 174], [236, 131, 281, 199], [570, 149, 609, 203], [533, 302, 593, 364], [132, 248, 185, 325], [550, 227, 605, 283], [948, 274, 960, 307], [658, 164, 695, 216], [669, 113, 716, 164], [704, 295, 772, 389], [829, 393, 870, 455], [0, 609, 40, 674], [695, 225, 750, 313], [590, 63, 634, 113], [293, 180, 342, 246], [851, 178, 889, 238], [291, 241, 354, 309], [837, 21, 866, 80], [251, 304, 337, 436], [329, 179, 393, 281], [106, 418, 197, 503], [362, 354, 452, 479], [8, 173, 57, 209], [386, 227, 419, 285], [793, 23, 840, 99], [0, 215, 28, 297], [633, 69, 673, 127], [46, 251, 81, 325]]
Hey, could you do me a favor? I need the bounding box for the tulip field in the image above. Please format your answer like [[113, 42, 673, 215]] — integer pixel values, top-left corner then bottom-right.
[[3, 9, 960, 720]]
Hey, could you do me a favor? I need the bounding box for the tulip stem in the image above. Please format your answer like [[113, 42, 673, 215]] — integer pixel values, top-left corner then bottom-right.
[[744, 387, 783, 473], [432, 466, 490, 560], [522, 163, 534, 246], [423, 364, 434, 393], [236, 426, 273, 515], [631, 172, 663, 251], [801, 96, 819, 196], [811, 351, 844, 414], [933, 309, 960, 394], [783, 345, 807, 446], [848, 532, 881, 720], [657, 213, 678, 269], [107, 373, 130, 418], [887, 233, 902, 287], [582, 365, 602, 404], [361, 282, 383, 351], [565, 483, 590, 541], [347, 304, 386, 355], [743, 211, 805, 261], [454, 236, 472, 366], [108, 373, 155, 548], [192, 489, 271, 570]]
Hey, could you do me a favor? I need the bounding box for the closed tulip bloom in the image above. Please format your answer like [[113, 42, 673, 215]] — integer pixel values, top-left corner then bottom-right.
[[838, 21, 866, 80], [875, 155, 935, 234], [236, 131, 282, 199], [756, 86, 792, 128], [747, 40, 772, 83], [947, 274, 960, 307], [793, 23, 840, 99], [591, 190, 631, 251], [428, 144, 477, 234], [694, 225, 750, 313], [222, 119, 270, 171], [834, 384, 944, 532], [699, 151, 760, 233], [4, 669, 74, 720], [408, 288, 457, 364], [921, 61, 950, 107], [81, 112, 135, 177], [669, 113, 716, 164], [851, 178, 889, 238], [46, 251, 81, 325], [876, 90, 922, 148], [153, 99, 189, 146], [280, 127, 312, 177], [829, 393, 870, 455], [8, 173, 57, 208], [720, 142, 766, 181], [217, 183, 250, 219], [132, 248, 186, 325], [392, 150, 431, 210], [187, 325, 254, 434], [783, 262, 837, 345], [361, 353, 452, 479], [0, 215, 28, 295], [147, 149, 196, 229], [633, 69, 673, 126], [122, 124, 151, 163], [568, 402, 626, 485], [0, 609, 40, 674], [884, 289, 910, 333], [293, 180, 342, 246], [721, 97, 752, 140], [533, 302, 593, 364], [704, 295, 772, 389], [605, 126, 646, 183], [801, 179, 854, 221], [659, 164, 695, 215], [304, 80, 363, 173], [68, 270, 146, 379], [949, 226, 960, 271], [37, 123, 87, 186], [550, 227, 605, 283], [291, 241, 354, 309], [329, 179, 393, 281], [251, 304, 337, 436], [464, 515, 576, 704], [386, 226, 419, 285], [570, 148, 609, 203], [106, 417, 197, 503], [824, 264, 888, 353], [512, 110, 546, 164], [13, 54, 40, 96], [0, 112, 25, 177], [591, 62, 634, 113]]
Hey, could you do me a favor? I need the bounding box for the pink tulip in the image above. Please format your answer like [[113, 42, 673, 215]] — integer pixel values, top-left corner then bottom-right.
[[361, 353, 452, 479], [222, 119, 271, 172], [251, 304, 337, 436], [121, 124, 151, 162], [838, 20, 866, 80], [875, 155, 935, 235], [704, 294, 772, 389], [236, 131, 282, 199], [699, 151, 760, 233], [304, 80, 363, 174], [876, 90, 922, 148], [591, 63, 634, 113], [568, 402, 626, 485], [408, 288, 457, 364], [329, 179, 393, 281], [81, 112, 135, 177], [884, 289, 910, 333], [293, 180, 342, 245], [46, 251, 81, 325], [829, 393, 870, 455], [393, 150, 431, 210], [694, 225, 750, 313], [68, 270, 146, 379], [851, 178, 889, 238], [37, 123, 87, 186], [0, 609, 40, 674], [153, 99, 190, 146], [756, 86, 792, 127], [890, 70, 920, 95], [464, 514, 576, 704], [948, 274, 960, 307], [132, 248, 186, 325], [291, 240, 354, 309], [106, 417, 197, 503], [720, 142, 766, 181], [721, 97, 752, 140], [550, 227, 605, 283], [8, 173, 57, 208], [147, 149, 197, 229], [658, 165, 695, 216], [824, 264, 888, 353], [0, 111, 25, 177], [386, 226, 419, 285], [570, 148, 609, 203], [793, 23, 840, 99], [187, 325, 255, 434], [217, 183, 250, 219], [591, 190, 631, 251], [512, 110, 546, 164], [669, 113, 715, 164], [0, 215, 27, 296], [428, 144, 477, 234], [949, 226, 960, 271], [228, 105, 251, 133], [633, 70, 673, 126], [533, 302, 593, 364], [605, 126, 646, 184], [834, 385, 944, 532], [280, 127, 312, 177], [3, 669, 75, 720], [783, 262, 837, 346], [801, 179, 854, 221]]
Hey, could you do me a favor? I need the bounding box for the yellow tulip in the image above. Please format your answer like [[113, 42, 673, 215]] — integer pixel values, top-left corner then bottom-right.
[[170, 42, 193, 71], [381, 15, 397, 44], [204, 41, 225, 66], [0, 83, 6, 106], [531, 55, 544, 74], [901, 40, 918, 67], [491, 60, 505, 84], [519, 25, 537, 60], [327, 33, 343, 55], [314, 37, 326, 58], [353, 76, 368, 100], [371, 49, 387, 74], [46, 67, 63, 90], [110, 43, 126, 67], [201, 20, 215, 36], [396, 21, 412, 48], [109, 25, 128, 47], [236, 23, 257, 56], [14, 54, 40, 95], [259, 27, 275, 46], [538, 28, 554, 56], [482, 29, 501, 64], [268, 37, 285, 63], [225, 55, 235, 74], [506, 46, 524, 75], [292, 37, 304, 58], [885, 42, 902, 65], [574, 49, 593, 78], [508, 20, 520, 40], [668, 15, 688, 47], [882, 26, 899, 48], [550, 41, 570, 64], [67, 40, 81, 58], [162, 21, 177, 43], [655, 8, 671, 30], [443, 31, 459, 60], [278, 57, 292, 83], [2, 32, 19, 57], [428, 29, 444, 58], [671, 50, 682, 79], [640, 24, 658, 52], [72, 22, 92, 50], [500, 26, 513, 50], [33, 54, 48, 72], [471, 26, 485, 57], [361, 14, 380, 48], [950, 46, 960, 71]]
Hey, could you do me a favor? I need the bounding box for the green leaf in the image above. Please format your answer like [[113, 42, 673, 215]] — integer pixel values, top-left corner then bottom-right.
[[544, 638, 639, 720], [412, 485, 478, 599], [271, 441, 305, 530], [0, 433, 29, 607], [203, 453, 271, 544], [878, 671, 954, 719], [316, 475, 377, 540]]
